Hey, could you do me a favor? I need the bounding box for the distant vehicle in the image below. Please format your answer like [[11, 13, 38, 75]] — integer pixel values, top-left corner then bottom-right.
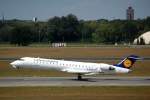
[[10, 55, 141, 80]]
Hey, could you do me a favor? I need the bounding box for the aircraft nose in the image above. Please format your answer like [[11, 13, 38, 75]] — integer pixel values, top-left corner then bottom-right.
[[10, 61, 18, 68]]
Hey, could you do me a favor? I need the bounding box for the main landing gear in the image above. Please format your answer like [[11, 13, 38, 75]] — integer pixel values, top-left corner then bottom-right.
[[77, 74, 82, 80]]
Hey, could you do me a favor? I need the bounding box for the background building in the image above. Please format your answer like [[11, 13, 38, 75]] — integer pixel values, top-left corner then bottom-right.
[[133, 31, 150, 45], [126, 6, 134, 20]]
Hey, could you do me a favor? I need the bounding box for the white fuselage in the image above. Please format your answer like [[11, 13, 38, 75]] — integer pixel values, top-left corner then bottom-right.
[[10, 57, 130, 75]]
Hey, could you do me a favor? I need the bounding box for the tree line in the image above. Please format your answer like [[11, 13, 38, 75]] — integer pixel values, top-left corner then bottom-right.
[[0, 14, 150, 46]]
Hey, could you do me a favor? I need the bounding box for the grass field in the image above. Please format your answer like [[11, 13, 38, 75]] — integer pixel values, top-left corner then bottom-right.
[[0, 86, 150, 100], [0, 47, 149, 58]]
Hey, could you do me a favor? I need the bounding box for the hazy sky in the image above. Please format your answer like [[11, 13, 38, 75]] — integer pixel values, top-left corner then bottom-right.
[[0, 0, 150, 20]]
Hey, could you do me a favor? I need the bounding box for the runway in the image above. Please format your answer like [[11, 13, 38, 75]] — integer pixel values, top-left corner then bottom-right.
[[0, 77, 150, 87]]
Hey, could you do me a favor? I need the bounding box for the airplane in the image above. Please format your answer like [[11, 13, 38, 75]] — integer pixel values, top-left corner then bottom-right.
[[10, 55, 141, 80]]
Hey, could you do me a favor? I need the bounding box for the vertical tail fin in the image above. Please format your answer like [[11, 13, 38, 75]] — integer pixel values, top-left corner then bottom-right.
[[115, 55, 141, 69]]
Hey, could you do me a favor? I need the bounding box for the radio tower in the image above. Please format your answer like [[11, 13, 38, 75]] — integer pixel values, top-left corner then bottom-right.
[[126, 6, 134, 20]]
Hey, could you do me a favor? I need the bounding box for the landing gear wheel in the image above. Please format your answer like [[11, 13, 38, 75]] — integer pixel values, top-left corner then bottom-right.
[[77, 74, 82, 80]]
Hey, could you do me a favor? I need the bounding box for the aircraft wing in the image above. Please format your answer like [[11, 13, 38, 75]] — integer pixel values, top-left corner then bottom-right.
[[61, 68, 91, 74], [61, 68, 99, 75]]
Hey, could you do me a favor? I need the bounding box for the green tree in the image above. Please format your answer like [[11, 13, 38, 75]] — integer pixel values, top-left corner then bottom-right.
[[0, 25, 13, 42], [10, 25, 33, 46], [92, 32, 105, 43], [121, 21, 138, 42], [47, 16, 60, 42], [47, 14, 80, 42]]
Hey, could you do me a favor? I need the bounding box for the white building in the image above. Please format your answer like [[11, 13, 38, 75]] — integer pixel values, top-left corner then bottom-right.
[[133, 31, 150, 45]]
